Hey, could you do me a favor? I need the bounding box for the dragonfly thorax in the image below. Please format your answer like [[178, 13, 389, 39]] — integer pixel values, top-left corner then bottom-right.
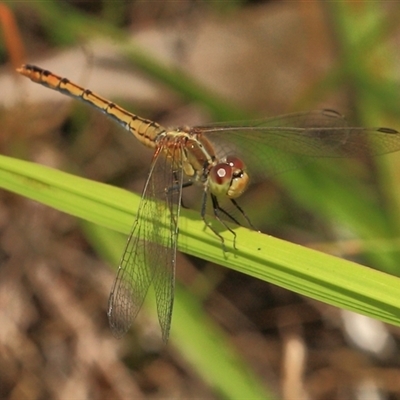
[[208, 156, 249, 199]]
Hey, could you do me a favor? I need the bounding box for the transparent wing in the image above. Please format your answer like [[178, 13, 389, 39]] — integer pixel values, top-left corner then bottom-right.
[[152, 143, 183, 342], [197, 109, 400, 181], [107, 143, 182, 343]]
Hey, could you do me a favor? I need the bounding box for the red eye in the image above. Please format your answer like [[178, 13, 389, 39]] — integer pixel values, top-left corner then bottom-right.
[[209, 164, 232, 185], [226, 156, 245, 170]]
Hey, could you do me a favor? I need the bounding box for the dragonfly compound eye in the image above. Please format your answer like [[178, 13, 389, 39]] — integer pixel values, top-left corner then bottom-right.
[[209, 163, 233, 196], [226, 155, 245, 171], [209, 160, 249, 199]]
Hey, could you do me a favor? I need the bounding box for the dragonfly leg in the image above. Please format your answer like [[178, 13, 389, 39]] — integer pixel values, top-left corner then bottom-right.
[[200, 190, 230, 252], [166, 180, 192, 208], [211, 198, 241, 226], [230, 199, 258, 231], [210, 194, 237, 250]]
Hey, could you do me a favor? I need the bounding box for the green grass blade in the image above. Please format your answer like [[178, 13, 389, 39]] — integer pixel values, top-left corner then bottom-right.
[[0, 154, 399, 329]]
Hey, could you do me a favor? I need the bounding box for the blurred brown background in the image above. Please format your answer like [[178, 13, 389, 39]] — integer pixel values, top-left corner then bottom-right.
[[1, 1, 400, 399]]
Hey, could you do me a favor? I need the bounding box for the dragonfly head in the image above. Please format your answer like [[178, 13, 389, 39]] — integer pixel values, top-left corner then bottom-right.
[[208, 156, 249, 199]]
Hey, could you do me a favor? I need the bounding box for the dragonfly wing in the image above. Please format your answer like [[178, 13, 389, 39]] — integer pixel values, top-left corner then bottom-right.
[[199, 109, 400, 181], [108, 144, 182, 342], [151, 145, 183, 343], [107, 218, 150, 338]]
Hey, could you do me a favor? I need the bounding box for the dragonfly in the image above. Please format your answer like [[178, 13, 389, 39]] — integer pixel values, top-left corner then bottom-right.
[[17, 64, 400, 343]]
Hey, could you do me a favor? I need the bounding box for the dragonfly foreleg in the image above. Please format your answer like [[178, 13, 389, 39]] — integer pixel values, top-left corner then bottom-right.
[[198, 190, 231, 251], [208, 193, 237, 250], [230, 199, 258, 231], [166, 180, 192, 208]]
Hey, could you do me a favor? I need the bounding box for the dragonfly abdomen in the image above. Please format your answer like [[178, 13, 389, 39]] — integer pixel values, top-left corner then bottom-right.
[[17, 64, 165, 149]]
